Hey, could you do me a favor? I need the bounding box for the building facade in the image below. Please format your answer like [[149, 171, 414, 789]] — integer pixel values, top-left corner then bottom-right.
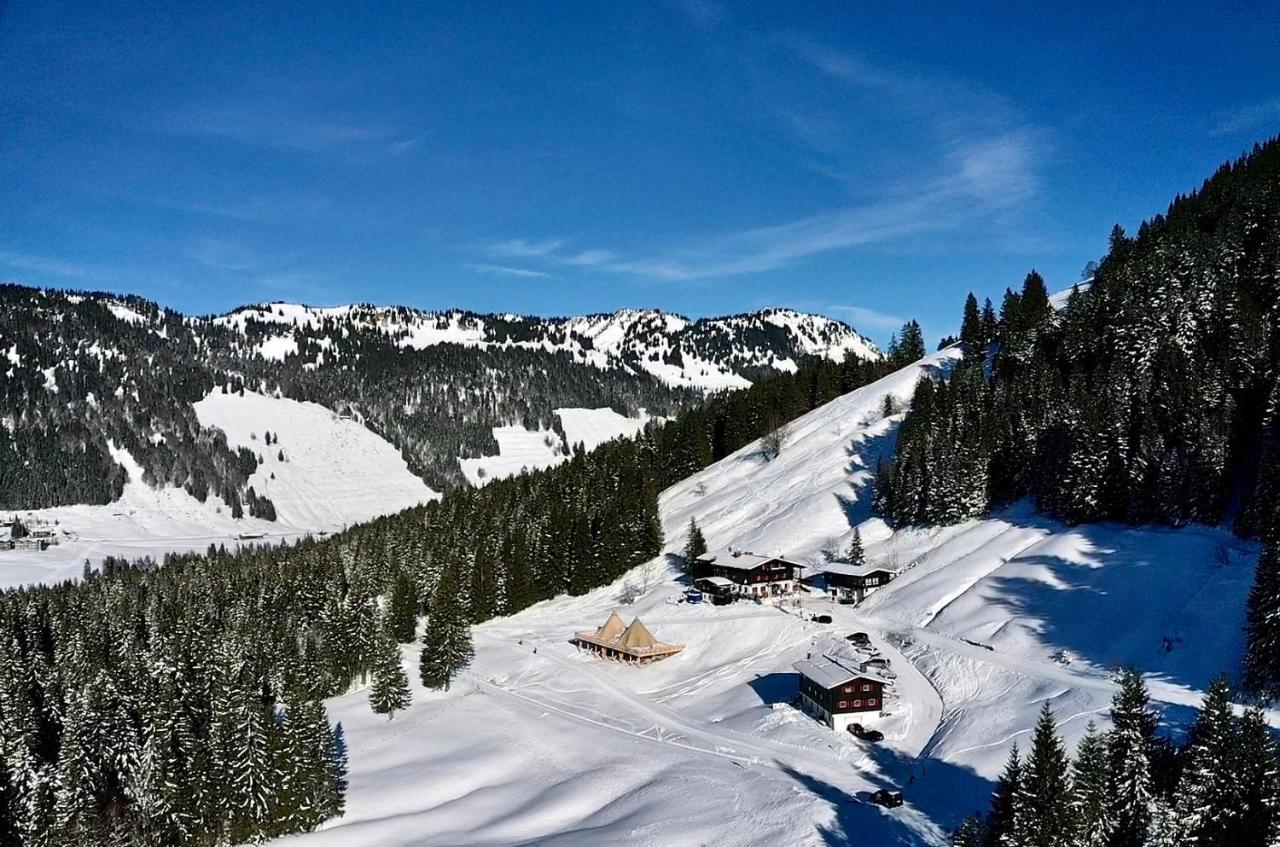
[[695, 549, 800, 598], [792, 654, 888, 733]]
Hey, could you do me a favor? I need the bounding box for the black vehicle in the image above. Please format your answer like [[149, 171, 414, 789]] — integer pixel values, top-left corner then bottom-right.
[[813, 614, 833, 624], [846, 632, 870, 645], [848, 723, 885, 742], [869, 789, 904, 808]]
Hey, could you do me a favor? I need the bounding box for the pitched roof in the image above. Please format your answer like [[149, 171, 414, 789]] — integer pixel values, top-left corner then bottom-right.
[[817, 561, 898, 578], [792, 653, 892, 689], [697, 548, 801, 572], [596, 611, 626, 641], [619, 617, 657, 650]]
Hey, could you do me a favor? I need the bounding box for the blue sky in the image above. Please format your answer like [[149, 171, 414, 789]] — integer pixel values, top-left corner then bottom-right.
[[2, 2, 1278, 345]]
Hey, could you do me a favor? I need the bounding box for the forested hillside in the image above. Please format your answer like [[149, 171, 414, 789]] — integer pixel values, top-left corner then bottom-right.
[[0, 345, 894, 845], [878, 136, 1280, 534], [0, 286, 880, 509]]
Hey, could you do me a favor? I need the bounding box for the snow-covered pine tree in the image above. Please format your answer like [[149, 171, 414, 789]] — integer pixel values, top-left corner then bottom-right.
[[419, 562, 474, 691], [952, 813, 987, 847], [1071, 721, 1112, 847], [1244, 541, 1280, 700], [1007, 703, 1075, 847], [1174, 674, 1240, 844], [845, 528, 865, 567], [370, 625, 412, 719], [1230, 705, 1280, 847], [1106, 669, 1156, 847]]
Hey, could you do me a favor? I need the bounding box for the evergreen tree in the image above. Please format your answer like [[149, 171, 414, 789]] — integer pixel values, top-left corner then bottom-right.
[[1175, 674, 1240, 845], [952, 813, 988, 847], [369, 626, 412, 719], [960, 292, 985, 359], [1071, 721, 1112, 847], [1008, 703, 1075, 847], [1231, 705, 1280, 847], [845, 528, 865, 567], [1107, 669, 1156, 847], [419, 563, 474, 691], [984, 743, 1021, 847], [1244, 541, 1280, 700], [683, 517, 708, 575]]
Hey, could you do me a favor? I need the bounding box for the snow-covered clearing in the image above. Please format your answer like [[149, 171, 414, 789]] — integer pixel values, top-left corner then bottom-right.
[[0, 392, 436, 589], [459, 408, 653, 486], [277, 347, 1265, 845]]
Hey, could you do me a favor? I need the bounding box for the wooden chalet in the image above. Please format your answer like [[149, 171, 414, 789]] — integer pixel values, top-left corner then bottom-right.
[[695, 548, 801, 599], [574, 612, 684, 664], [812, 561, 898, 604], [793, 653, 890, 732]]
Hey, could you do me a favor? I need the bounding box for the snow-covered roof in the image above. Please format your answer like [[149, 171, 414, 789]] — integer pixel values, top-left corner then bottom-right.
[[694, 576, 734, 588], [792, 653, 891, 689], [697, 548, 802, 572], [816, 561, 898, 578]]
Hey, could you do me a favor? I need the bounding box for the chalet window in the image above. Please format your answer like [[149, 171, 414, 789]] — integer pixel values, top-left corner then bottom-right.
[[862, 684, 872, 691], [852, 700, 861, 707], [843, 685, 853, 693], [868, 699, 877, 706], [838, 700, 848, 709]]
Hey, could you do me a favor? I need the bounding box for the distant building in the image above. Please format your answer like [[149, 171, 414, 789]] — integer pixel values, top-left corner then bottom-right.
[[811, 561, 898, 604], [574, 612, 684, 664], [692, 576, 735, 605], [695, 549, 801, 599], [793, 653, 889, 732]]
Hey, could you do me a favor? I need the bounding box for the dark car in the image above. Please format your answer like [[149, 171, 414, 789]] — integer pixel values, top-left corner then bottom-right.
[[813, 614, 833, 624], [846, 632, 870, 645], [849, 723, 885, 742], [869, 789, 904, 808]]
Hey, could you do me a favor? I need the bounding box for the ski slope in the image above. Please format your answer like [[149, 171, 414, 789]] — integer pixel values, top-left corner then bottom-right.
[[274, 345, 1265, 845], [0, 391, 437, 589]]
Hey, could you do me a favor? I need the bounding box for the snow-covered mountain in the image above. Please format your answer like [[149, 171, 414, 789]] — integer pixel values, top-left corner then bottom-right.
[[278, 346, 1264, 846], [212, 301, 880, 391]]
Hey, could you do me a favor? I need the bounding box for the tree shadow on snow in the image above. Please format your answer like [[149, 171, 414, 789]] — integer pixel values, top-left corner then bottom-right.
[[834, 426, 900, 531], [933, 504, 1258, 695], [777, 746, 993, 846]]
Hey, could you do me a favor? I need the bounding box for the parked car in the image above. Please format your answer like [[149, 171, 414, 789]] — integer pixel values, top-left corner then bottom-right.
[[683, 588, 703, 604], [846, 632, 870, 645], [848, 723, 885, 742], [868, 789, 904, 808], [864, 656, 891, 669], [813, 614, 833, 624]]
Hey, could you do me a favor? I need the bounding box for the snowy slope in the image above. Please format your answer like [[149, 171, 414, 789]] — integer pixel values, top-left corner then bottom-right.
[[0, 392, 437, 589], [459, 407, 655, 485], [274, 344, 1269, 846]]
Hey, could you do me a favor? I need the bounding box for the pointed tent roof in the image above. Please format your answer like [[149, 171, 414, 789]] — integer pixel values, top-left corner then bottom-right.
[[596, 611, 626, 642], [619, 616, 658, 650]]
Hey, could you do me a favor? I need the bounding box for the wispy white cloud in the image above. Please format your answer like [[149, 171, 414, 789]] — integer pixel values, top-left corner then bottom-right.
[[166, 99, 415, 158], [827, 304, 907, 332], [1210, 97, 1280, 137], [467, 263, 552, 279], [486, 238, 566, 258], [676, 0, 728, 28], [480, 41, 1043, 283], [0, 250, 105, 280]]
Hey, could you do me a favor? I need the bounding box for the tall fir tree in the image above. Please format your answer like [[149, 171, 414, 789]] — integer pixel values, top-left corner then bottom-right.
[[983, 743, 1021, 847], [683, 517, 708, 575], [1071, 721, 1112, 847], [1244, 541, 1280, 699], [1107, 669, 1156, 847], [419, 563, 474, 691], [369, 625, 412, 719], [1008, 703, 1075, 847]]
